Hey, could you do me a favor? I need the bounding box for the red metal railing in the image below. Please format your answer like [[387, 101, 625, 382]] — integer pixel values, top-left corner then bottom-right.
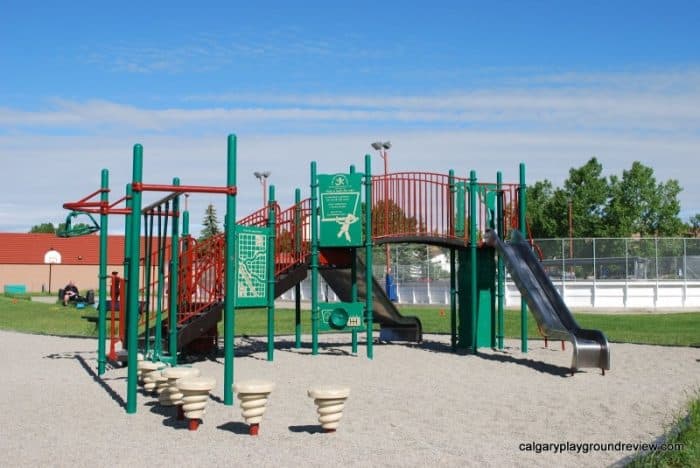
[[176, 233, 225, 324], [170, 198, 313, 325], [236, 199, 313, 275], [371, 172, 520, 245], [372, 172, 455, 242], [275, 198, 312, 275], [238, 204, 275, 228]]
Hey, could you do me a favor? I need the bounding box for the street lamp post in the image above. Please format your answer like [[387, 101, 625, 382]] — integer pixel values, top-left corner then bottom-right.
[[568, 198, 574, 274], [371, 141, 396, 301], [254, 171, 271, 207]]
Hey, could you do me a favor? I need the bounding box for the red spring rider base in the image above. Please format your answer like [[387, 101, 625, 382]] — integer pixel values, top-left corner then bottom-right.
[[249, 423, 260, 436], [188, 419, 201, 431]]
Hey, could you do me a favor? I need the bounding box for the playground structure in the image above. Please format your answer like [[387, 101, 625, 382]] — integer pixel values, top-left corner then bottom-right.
[[61, 133, 610, 414]]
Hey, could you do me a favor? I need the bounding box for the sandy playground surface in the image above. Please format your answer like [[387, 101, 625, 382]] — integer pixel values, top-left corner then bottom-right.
[[1, 330, 699, 467]]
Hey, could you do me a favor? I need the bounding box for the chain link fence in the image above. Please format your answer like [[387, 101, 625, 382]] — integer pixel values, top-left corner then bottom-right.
[[370, 238, 700, 282], [533, 238, 700, 281], [281, 238, 700, 306]]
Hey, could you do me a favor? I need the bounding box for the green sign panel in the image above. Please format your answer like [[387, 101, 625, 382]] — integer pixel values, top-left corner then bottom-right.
[[235, 225, 270, 308], [319, 302, 364, 332], [318, 173, 363, 247]]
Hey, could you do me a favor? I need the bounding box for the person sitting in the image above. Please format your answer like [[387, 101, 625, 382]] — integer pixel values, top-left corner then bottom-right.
[[63, 281, 79, 306]]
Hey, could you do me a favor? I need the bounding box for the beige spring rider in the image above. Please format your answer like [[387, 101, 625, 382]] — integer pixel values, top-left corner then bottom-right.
[[233, 380, 275, 436], [176, 376, 216, 431], [139, 361, 166, 394], [160, 367, 201, 420], [308, 385, 350, 433]]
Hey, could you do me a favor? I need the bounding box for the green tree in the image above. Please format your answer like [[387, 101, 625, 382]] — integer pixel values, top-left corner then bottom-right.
[[563, 157, 609, 238], [30, 222, 94, 235], [605, 162, 683, 236], [527, 158, 609, 238], [654, 179, 684, 236], [199, 204, 221, 240], [526, 180, 559, 238], [29, 223, 57, 233]]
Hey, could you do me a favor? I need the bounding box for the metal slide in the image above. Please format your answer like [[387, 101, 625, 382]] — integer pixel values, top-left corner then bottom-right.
[[320, 257, 422, 342], [486, 229, 610, 373]]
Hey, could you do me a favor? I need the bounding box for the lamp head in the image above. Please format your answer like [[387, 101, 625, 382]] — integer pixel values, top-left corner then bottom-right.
[[371, 142, 383, 150]]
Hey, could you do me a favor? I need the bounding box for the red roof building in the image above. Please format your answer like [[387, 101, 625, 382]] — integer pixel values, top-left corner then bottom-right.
[[0, 233, 170, 293], [0, 233, 126, 265]]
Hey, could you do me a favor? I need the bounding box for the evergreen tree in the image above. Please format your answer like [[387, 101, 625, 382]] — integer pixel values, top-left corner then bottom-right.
[[200, 203, 221, 240]]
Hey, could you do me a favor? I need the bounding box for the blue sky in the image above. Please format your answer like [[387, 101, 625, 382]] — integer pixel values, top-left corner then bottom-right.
[[1, 1, 699, 233]]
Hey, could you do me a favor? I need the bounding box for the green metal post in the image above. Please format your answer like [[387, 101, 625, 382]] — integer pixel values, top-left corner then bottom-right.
[[469, 170, 478, 354], [293, 188, 302, 349], [119, 183, 134, 351], [267, 184, 276, 362], [448, 169, 457, 351], [519, 163, 528, 352], [97, 169, 109, 375], [351, 248, 359, 354], [123, 184, 132, 351], [126, 144, 144, 414], [182, 210, 189, 236], [167, 178, 181, 361], [364, 155, 374, 359], [124, 184, 132, 286], [349, 164, 358, 355], [496, 172, 505, 350], [223, 135, 237, 405], [310, 162, 319, 355], [179, 208, 192, 358]]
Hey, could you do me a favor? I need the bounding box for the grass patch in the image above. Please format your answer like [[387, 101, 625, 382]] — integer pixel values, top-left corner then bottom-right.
[[2, 297, 700, 346], [397, 307, 700, 347], [576, 313, 700, 347], [628, 391, 700, 467], [0, 296, 97, 337]]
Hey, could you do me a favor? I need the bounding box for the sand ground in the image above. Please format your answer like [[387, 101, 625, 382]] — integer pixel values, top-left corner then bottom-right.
[[1, 330, 699, 467]]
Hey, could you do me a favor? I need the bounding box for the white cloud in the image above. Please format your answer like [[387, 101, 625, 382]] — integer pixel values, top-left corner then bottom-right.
[[2, 68, 698, 233], [1, 130, 698, 235], [2, 67, 699, 134]]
